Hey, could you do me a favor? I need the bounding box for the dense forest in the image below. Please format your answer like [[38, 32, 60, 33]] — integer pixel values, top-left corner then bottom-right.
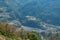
[[0, 22, 39, 40]]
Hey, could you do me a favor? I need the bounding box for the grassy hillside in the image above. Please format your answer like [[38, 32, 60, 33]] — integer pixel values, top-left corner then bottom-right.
[[0, 22, 39, 40]]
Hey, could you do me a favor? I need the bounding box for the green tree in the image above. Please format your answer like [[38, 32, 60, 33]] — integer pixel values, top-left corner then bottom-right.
[[30, 33, 39, 40]]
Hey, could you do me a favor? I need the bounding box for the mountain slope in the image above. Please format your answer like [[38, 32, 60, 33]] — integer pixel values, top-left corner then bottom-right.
[[0, 0, 60, 31]]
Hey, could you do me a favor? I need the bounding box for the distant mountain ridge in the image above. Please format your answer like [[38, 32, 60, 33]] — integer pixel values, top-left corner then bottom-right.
[[0, 0, 60, 32]]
